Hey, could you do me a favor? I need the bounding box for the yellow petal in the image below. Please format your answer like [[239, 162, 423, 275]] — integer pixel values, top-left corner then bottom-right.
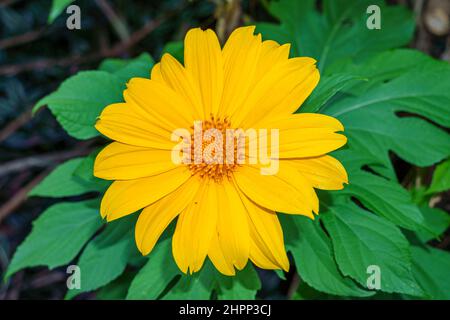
[[150, 62, 163, 81], [286, 155, 348, 190], [95, 102, 175, 149], [160, 53, 204, 120], [135, 177, 200, 255], [94, 142, 177, 180], [219, 26, 262, 120], [184, 28, 223, 118], [215, 180, 250, 270], [172, 181, 218, 274], [236, 58, 319, 127], [124, 77, 195, 129], [100, 166, 191, 221], [234, 164, 317, 217], [249, 113, 346, 158], [240, 194, 289, 271], [254, 40, 291, 80], [208, 232, 236, 276], [261, 113, 344, 131]]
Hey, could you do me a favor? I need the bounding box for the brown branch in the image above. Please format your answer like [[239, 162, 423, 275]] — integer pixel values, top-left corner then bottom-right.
[[0, 28, 46, 50], [0, 168, 51, 223], [0, 5, 179, 77], [94, 0, 130, 42], [0, 109, 32, 143], [0, 142, 95, 178], [0, 0, 21, 7]]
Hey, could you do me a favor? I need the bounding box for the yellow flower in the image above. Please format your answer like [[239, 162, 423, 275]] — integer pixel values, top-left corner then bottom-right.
[[94, 26, 348, 275]]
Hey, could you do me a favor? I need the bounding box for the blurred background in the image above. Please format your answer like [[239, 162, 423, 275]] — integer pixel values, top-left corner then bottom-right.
[[0, 0, 449, 299]]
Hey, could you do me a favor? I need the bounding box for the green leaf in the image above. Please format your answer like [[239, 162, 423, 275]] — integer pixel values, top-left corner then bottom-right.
[[338, 170, 424, 231], [33, 71, 123, 140], [126, 239, 180, 300], [324, 57, 450, 169], [322, 203, 423, 296], [163, 262, 216, 300], [427, 159, 450, 194], [282, 215, 372, 297], [65, 216, 136, 299], [48, 0, 74, 24], [300, 73, 363, 113], [294, 281, 341, 300], [415, 206, 450, 243], [29, 158, 102, 198], [327, 49, 440, 94], [411, 246, 450, 299], [99, 53, 155, 83], [73, 150, 111, 192], [256, 0, 414, 71], [5, 200, 103, 279], [162, 41, 184, 64], [216, 264, 261, 300], [96, 272, 135, 300]]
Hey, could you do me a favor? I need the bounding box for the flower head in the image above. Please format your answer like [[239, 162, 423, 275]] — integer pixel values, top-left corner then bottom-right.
[[94, 26, 348, 275]]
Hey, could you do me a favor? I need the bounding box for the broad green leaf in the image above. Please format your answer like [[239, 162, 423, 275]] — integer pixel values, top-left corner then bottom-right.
[[33, 71, 123, 139], [322, 203, 423, 296], [48, 0, 74, 23], [29, 158, 101, 198], [96, 272, 136, 300], [216, 264, 261, 300], [73, 150, 111, 192], [338, 171, 424, 231], [65, 216, 136, 299], [99, 53, 155, 83], [415, 206, 450, 243], [6, 200, 103, 278], [126, 239, 180, 300], [281, 215, 372, 297], [324, 64, 450, 169], [427, 159, 450, 194], [294, 281, 341, 300], [411, 246, 450, 299], [256, 0, 414, 71], [300, 73, 362, 113], [163, 262, 216, 300], [327, 49, 440, 94]]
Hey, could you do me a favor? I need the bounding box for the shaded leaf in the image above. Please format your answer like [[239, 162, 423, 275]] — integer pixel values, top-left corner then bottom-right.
[[411, 246, 450, 299], [427, 159, 450, 194], [126, 239, 180, 300], [256, 0, 414, 71], [415, 206, 450, 243], [216, 264, 261, 300], [48, 0, 74, 23], [300, 73, 362, 113]]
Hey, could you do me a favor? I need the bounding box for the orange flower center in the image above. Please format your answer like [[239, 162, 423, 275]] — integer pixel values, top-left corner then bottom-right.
[[188, 115, 241, 182]]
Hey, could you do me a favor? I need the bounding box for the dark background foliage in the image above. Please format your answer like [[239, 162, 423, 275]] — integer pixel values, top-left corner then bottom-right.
[[0, 0, 449, 299]]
